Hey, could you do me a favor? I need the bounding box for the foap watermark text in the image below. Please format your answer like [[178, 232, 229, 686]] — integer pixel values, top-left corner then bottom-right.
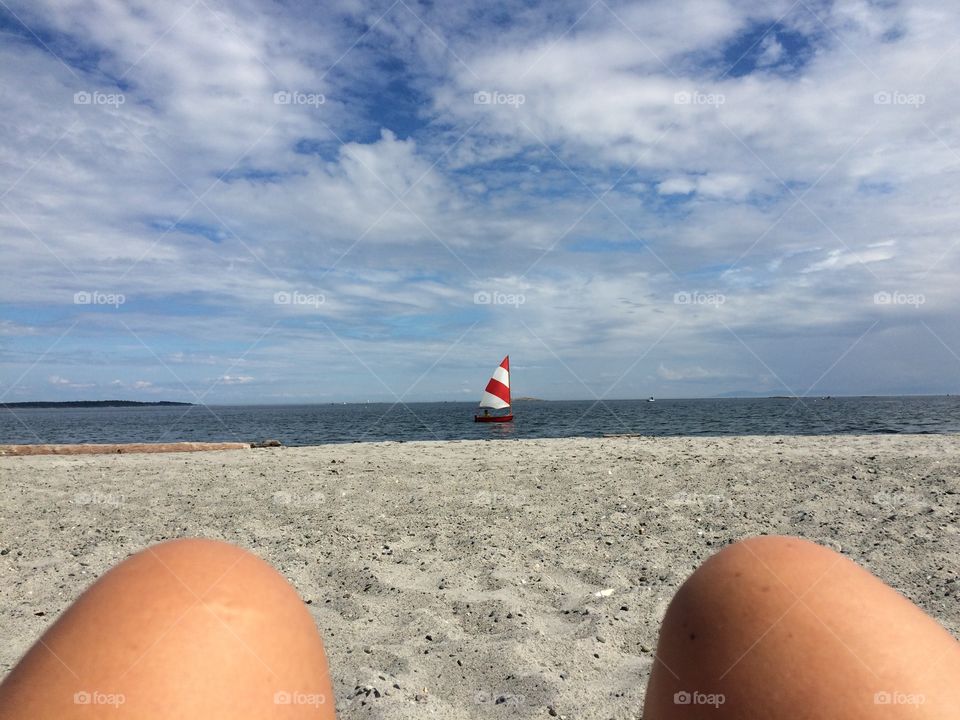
[[74, 690, 125, 707], [873, 91, 925, 108], [674, 290, 725, 306], [674, 90, 725, 107], [74, 492, 124, 507], [274, 290, 325, 308], [874, 691, 925, 706], [474, 290, 525, 307], [674, 690, 725, 707], [274, 90, 325, 108], [74, 291, 125, 308], [274, 690, 327, 707], [74, 90, 125, 107], [874, 291, 924, 307], [474, 90, 525, 107]]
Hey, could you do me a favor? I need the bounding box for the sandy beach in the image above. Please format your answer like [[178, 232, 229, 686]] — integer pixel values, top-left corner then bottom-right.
[[1, 434, 958, 718]]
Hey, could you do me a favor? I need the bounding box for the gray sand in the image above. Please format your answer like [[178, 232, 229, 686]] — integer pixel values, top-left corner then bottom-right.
[[1, 435, 958, 718]]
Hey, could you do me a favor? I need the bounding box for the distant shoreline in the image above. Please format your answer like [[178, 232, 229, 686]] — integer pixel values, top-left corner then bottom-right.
[[0, 401, 193, 409]]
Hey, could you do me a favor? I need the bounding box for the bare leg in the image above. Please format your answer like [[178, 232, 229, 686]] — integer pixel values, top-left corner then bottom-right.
[[0, 539, 336, 719], [644, 536, 960, 719]]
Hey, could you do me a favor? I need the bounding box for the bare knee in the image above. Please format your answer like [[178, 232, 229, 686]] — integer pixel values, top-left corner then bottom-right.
[[86, 536, 325, 670], [1, 538, 335, 719], [645, 536, 960, 719], [138, 536, 252, 567], [702, 534, 842, 577], [654, 537, 839, 673], [683, 535, 846, 604], [116, 537, 278, 589], [107, 537, 303, 611], [643, 537, 847, 717]]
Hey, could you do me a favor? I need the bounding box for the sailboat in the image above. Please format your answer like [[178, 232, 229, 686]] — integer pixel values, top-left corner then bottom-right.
[[474, 355, 513, 423]]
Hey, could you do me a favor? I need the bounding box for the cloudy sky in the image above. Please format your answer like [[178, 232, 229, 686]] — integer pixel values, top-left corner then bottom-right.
[[1, 0, 959, 404]]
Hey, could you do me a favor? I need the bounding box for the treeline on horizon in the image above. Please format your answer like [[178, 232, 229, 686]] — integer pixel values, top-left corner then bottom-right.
[[0, 401, 193, 409]]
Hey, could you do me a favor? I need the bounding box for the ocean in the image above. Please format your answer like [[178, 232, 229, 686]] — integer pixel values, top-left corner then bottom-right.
[[2, 396, 959, 446]]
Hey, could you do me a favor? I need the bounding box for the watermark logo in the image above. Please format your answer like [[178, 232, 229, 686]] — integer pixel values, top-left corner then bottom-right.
[[74, 690, 125, 707], [74, 492, 123, 507], [475, 690, 525, 706], [674, 290, 725, 307], [673, 690, 725, 707], [871, 491, 925, 511], [873, 290, 924, 307], [473, 290, 525, 307], [274, 690, 327, 707], [874, 691, 925, 706], [873, 91, 925, 108], [673, 491, 727, 508], [474, 490, 527, 507], [274, 290, 325, 308], [74, 290, 125, 308], [473, 90, 525, 107], [272, 490, 326, 507], [273, 90, 326, 108], [674, 90, 725, 107], [74, 90, 125, 107]]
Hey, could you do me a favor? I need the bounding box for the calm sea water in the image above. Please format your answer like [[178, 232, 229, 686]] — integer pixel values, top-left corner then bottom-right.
[[2, 397, 960, 446]]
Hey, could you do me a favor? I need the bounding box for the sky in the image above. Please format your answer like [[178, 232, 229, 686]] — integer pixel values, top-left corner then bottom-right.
[[1, 0, 959, 404]]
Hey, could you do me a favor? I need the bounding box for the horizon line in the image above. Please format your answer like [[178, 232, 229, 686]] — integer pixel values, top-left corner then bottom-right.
[[6, 393, 957, 407]]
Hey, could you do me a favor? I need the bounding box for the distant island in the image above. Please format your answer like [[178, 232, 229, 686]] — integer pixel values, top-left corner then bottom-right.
[[0, 401, 193, 409], [513, 396, 545, 401]]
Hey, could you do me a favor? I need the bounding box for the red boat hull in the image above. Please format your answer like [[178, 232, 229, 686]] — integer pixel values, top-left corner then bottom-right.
[[474, 414, 514, 423]]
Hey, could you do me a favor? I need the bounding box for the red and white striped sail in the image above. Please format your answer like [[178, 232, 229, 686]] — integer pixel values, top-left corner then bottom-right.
[[478, 355, 511, 409]]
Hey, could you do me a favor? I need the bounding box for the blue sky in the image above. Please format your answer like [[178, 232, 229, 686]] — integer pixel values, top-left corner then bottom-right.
[[1, 0, 959, 404]]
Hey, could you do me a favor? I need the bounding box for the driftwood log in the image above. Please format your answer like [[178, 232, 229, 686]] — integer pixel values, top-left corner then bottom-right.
[[0, 442, 251, 456]]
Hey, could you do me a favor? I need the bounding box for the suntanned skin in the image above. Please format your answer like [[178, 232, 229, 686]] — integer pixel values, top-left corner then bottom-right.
[[1, 536, 957, 718], [644, 536, 960, 719], [0, 539, 336, 719]]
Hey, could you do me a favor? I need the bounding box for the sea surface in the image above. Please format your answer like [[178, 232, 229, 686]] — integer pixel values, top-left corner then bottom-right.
[[2, 396, 960, 446]]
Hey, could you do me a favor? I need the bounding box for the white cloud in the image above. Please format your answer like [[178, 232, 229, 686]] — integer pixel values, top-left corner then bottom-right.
[[0, 320, 38, 336], [47, 375, 94, 389], [802, 246, 897, 273], [219, 375, 254, 385], [658, 177, 697, 195], [657, 364, 716, 381], [658, 173, 755, 199], [756, 35, 785, 67]]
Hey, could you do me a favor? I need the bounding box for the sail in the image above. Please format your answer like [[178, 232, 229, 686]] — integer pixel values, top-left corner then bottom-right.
[[478, 355, 511, 409]]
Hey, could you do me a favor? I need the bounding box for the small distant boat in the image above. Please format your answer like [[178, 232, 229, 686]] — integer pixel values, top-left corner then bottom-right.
[[647, 396, 655, 402], [475, 355, 513, 423]]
